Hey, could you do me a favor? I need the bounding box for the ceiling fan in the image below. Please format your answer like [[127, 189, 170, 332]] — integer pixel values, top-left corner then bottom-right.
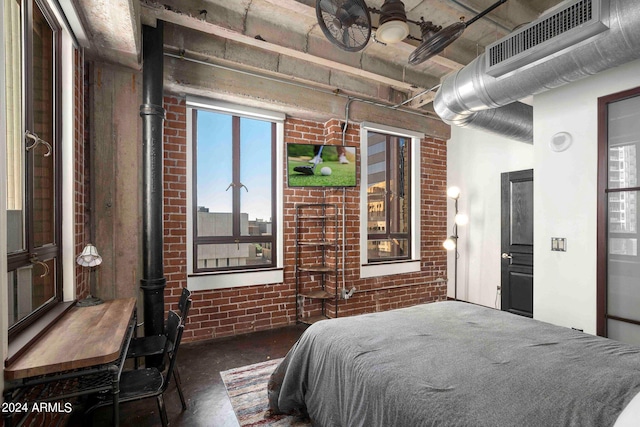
[[316, 0, 372, 52], [316, 0, 508, 64]]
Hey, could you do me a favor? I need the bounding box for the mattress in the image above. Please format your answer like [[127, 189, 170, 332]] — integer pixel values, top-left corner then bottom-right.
[[269, 301, 640, 427]]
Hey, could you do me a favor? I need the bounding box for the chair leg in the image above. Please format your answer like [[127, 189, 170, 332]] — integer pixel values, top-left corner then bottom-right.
[[173, 366, 187, 411], [157, 394, 169, 427]]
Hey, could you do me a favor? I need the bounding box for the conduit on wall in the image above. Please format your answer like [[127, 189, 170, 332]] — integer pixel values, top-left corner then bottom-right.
[[163, 51, 441, 121]]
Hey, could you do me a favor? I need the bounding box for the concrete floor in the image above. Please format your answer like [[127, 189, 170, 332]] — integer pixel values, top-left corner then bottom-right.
[[77, 323, 307, 426]]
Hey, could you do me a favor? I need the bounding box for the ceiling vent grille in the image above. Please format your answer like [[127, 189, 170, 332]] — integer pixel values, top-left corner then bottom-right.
[[485, 0, 610, 78]]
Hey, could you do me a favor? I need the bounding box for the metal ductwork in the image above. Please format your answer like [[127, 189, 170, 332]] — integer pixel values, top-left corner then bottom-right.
[[434, 0, 640, 143]]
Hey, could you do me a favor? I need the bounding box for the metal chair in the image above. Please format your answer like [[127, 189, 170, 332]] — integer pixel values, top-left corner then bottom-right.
[[86, 310, 185, 427], [126, 288, 191, 409]]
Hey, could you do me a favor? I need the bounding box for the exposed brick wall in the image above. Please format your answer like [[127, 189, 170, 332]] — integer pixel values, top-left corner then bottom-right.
[[163, 97, 189, 317], [162, 96, 448, 343]]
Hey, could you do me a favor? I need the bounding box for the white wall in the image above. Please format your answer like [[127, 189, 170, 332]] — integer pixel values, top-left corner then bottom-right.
[[447, 59, 640, 335], [533, 59, 640, 334], [446, 126, 534, 308]]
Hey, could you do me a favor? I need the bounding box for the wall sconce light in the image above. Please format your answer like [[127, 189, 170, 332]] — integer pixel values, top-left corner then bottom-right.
[[443, 187, 467, 301], [76, 243, 104, 306]]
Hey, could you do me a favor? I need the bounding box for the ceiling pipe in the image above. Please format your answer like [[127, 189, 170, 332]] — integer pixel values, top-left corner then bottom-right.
[[433, 0, 640, 143]]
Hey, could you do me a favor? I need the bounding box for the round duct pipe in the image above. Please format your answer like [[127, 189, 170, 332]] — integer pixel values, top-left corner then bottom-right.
[[434, 0, 640, 143]]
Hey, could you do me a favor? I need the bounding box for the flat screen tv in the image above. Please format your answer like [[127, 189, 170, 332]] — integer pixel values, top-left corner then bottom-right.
[[287, 143, 357, 187]]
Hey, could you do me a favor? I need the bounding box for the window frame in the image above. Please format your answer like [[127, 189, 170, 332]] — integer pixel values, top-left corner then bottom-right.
[[186, 97, 285, 290], [6, 0, 64, 340], [359, 122, 422, 278], [597, 86, 640, 337], [365, 131, 412, 262]]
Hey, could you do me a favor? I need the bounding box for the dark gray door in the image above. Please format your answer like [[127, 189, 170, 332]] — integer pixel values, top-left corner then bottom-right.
[[501, 169, 534, 317]]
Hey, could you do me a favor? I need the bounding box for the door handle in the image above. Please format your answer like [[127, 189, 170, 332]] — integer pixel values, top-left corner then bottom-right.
[[501, 253, 513, 260]]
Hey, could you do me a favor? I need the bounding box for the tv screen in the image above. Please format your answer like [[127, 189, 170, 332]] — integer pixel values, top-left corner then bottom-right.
[[287, 144, 357, 187]]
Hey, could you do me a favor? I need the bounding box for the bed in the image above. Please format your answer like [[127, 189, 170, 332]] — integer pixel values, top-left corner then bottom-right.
[[268, 301, 640, 427]]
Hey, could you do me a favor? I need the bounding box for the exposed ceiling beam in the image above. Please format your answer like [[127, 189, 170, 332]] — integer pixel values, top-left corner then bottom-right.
[[259, 0, 465, 71], [141, 0, 462, 98], [141, 2, 429, 93]]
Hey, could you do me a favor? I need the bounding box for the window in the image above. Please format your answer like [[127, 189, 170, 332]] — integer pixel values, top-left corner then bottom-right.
[[186, 98, 284, 289], [360, 122, 422, 278], [366, 132, 411, 261], [4, 0, 62, 336], [597, 87, 640, 343]]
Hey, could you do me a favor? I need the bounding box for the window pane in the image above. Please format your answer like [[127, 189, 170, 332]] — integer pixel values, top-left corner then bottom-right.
[[367, 132, 386, 234], [608, 191, 637, 235], [368, 238, 409, 260], [196, 242, 273, 269], [366, 131, 411, 262], [31, 3, 55, 247], [607, 318, 640, 346], [5, 0, 25, 253], [608, 144, 637, 189], [607, 189, 640, 322], [607, 256, 640, 322], [389, 136, 409, 234], [240, 118, 272, 236], [7, 259, 56, 328], [196, 111, 233, 236], [608, 95, 640, 189]]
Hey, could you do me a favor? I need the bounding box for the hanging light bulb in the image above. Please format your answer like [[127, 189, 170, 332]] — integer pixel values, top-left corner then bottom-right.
[[443, 237, 457, 251], [454, 213, 469, 226], [447, 186, 461, 199]]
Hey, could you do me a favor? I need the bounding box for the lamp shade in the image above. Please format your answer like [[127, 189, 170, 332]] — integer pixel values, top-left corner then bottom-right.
[[376, 0, 410, 44], [376, 20, 410, 44], [77, 243, 102, 267]]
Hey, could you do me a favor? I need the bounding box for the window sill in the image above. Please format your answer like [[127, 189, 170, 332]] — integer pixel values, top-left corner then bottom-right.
[[360, 259, 421, 278], [6, 301, 75, 367], [187, 268, 284, 290]]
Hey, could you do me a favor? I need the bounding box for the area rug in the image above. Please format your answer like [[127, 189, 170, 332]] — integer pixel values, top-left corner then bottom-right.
[[220, 358, 311, 427]]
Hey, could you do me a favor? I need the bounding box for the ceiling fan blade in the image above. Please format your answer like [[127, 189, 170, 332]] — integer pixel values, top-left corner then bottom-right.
[[343, 28, 352, 45], [344, 0, 366, 18], [318, 0, 339, 16], [408, 0, 507, 65], [408, 22, 466, 65]]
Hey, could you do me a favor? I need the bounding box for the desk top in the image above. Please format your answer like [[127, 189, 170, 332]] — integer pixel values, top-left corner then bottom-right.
[[4, 298, 136, 381]]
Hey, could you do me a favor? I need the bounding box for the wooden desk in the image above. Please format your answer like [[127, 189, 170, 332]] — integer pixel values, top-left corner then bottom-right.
[[3, 298, 136, 427], [5, 298, 136, 380]]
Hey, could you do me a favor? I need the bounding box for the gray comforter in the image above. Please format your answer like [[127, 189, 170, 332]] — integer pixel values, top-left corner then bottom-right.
[[268, 301, 640, 427]]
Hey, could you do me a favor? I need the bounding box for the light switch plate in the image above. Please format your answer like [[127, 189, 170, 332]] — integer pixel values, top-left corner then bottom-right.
[[551, 237, 567, 252]]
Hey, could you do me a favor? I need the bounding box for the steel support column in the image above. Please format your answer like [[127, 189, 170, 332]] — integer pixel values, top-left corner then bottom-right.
[[140, 21, 166, 367]]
